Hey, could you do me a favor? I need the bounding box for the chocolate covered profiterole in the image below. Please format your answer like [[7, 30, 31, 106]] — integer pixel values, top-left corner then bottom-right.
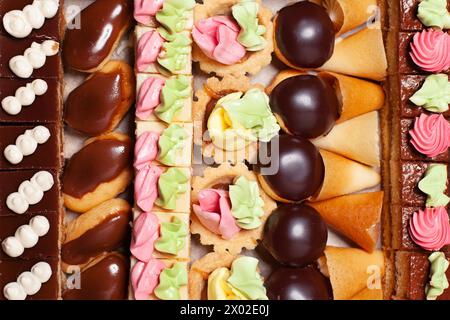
[[63, 0, 132, 72], [65, 61, 135, 136], [265, 266, 332, 300], [62, 132, 132, 213], [62, 252, 129, 300], [62, 199, 131, 271]]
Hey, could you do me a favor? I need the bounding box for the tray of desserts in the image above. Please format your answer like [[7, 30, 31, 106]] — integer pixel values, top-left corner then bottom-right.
[[0, 0, 449, 301]]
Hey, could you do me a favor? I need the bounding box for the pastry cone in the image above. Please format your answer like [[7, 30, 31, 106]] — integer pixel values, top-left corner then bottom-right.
[[350, 287, 383, 300], [266, 70, 385, 124], [189, 252, 237, 300], [312, 111, 380, 167], [62, 198, 132, 272], [193, 0, 274, 77], [313, 149, 380, 201], [322, 0, 379, 36], [309, 191, 383, 252], [323, 246, 385, 300], [318, 28, 387, 81]]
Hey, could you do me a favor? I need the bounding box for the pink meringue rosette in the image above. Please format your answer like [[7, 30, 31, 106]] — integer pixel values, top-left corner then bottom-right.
[[130, 211, 160, 262], [192, 16, 246, 65], [136, 76, 166, 120], [134, 0, 164, 25], [136, 30, 165, 72], [135, 165, 163, 212], [131, 258, 165, 300], [410, 29, 450, 73], [409, 113, 450, 157], [192, 189, 241, 240], [134, 131, 160, 170], [409, 206, 450, 251]]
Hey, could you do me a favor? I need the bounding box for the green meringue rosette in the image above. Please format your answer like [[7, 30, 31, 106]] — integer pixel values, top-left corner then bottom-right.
[[154, 262, 188, 300], [426, 252, 450, 300], [232, 0, 267, 51], [221, 89, 280, 142], [229, 176, 264, 230], [156, 0, 196, 34], [155, 168, 189, 210], [157, 124, 188, 166], [418, 164, 450, 207], [227, 257, 268, 300], [410, 74, 450, 113], [155, 216, 188, 255], [155, 75, 191, 123], [157, 32, 192, 75], [418, 0, 450, 29]]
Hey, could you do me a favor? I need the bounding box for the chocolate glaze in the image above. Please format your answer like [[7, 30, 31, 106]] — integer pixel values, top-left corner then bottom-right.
[[0, 78, 61, 123], [0, 212, 59, 260], [62, 138, 131, 198], [0, 257, 59, 300], [255, 135, 325, 202], [266, 266, 332, 300], [62, 209, 131, 265], [0, 124, 61, 170], [270, 75, 340, 138], [0, 0, 64, 40], [0, 170, 59, 216], [62, 253, 129, 300], [65, 71, 124, 136], [0, 35, 61, 78], [63, 0, 132, 71], [262, 204, 327, 267], [275, 1, 335, 68]]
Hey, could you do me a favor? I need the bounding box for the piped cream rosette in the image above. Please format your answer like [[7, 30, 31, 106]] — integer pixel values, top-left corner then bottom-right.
[[194, 76, 280, 164]]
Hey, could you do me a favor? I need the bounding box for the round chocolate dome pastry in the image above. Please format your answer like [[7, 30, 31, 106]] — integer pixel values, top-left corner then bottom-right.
[[274, 1, 336, 69], [255, 135, 325, 203], [262, 204, 327, 267], [270, 74, 340, 138], [266, 266, 332, 300]]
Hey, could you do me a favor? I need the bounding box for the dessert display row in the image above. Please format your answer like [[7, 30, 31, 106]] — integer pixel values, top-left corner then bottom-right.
[[0, 0, 447, 301]]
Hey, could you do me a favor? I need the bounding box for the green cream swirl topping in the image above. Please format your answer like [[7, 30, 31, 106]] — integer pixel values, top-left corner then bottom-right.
[[155, 168, 189, 210], [157, 32, 192, 75], [410, 74, 450, 113], [227, 257, 268, 300], [155, 216, 188, 255], [155, 75, 191, 123], [156, 0, 196, 34], [231, 0, 267, 51], [418, 164, 450, 207], [154, 262, 188, 300], [157, 124, 188, 166], [426, 251, 450, 300], [417, 0, 450, 29], [229, 176, 264, 230]]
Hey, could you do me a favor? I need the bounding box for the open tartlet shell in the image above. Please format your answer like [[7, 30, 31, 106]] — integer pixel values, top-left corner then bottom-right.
[[193, 76, 265, 164], [191, 162, 277, 255], [192, 0, 274, 77]]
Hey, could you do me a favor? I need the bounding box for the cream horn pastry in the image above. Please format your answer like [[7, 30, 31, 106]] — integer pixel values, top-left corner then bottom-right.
[[63, 0, 132, 73], [189, 252, 267, 300], [254, 135, 380, 203], [193, 76, 279, 164], [135, 73, 193, 123], [191, 163, 276, 254], [274, 1, 387, 81], [65, 61, 135, 136], [62, 132, 132, 213], [61, 199, 132, 272], [192, 0, 274, 77]]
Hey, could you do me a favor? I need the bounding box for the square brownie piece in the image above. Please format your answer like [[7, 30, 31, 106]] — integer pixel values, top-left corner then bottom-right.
[[0, 78, 61, 123], [399, 0, 423, 31], [0, 124, 61, 170], [0, 0, 64, 40], [0, 257, 60, 300], [0, 170, 60, 216], [0, 35, 61, 78], [0, 211, 59, 260], [400, 118, 450, 162]]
